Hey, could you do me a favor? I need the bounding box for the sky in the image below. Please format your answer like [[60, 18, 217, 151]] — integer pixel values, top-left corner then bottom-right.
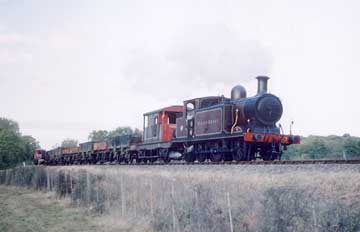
[[0, 0, 359, 149]]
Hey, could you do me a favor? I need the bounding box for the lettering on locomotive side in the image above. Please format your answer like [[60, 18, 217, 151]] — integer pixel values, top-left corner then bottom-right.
[[197, 119, 220, 126], [195, 108, 222, 136]]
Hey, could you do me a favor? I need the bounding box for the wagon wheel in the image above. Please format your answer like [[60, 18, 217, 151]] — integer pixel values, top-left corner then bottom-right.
[[210, 152, 223, 162], [117, 155, 124, 164], [162, 157, 171, 163], [159, 149, 170, 163], [184, 152, 195, 163], [196, 153, 207, 163]]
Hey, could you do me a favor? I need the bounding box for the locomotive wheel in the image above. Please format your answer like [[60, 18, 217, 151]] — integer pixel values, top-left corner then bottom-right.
[[196, 153, 207, 163], [260, 145, 279, 161], [261, 151, 273, 161], [210, 152, 223, 162], [261, 151, 276, 161], [232, 143, 245, 161], [184, 153, 195, 163]]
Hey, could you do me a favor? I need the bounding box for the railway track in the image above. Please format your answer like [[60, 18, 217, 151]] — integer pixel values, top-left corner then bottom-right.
[[50, 159, 360, 166], [134, 159, 360, 165]]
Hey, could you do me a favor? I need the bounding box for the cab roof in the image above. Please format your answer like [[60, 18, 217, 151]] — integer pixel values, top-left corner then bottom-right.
[[183, 96, 227, 103], [143, 105, 184, 116]]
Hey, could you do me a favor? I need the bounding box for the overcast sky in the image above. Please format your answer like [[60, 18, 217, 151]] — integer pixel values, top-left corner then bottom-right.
[[0, 0, 359, 149]]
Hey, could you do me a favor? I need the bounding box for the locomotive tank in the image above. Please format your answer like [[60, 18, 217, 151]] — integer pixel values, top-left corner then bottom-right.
[[232, 76, 283, 126], [233, 93, 283, 126]]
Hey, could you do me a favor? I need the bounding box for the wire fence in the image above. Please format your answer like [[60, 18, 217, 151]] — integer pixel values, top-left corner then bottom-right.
[[1, 165, 360, 232]]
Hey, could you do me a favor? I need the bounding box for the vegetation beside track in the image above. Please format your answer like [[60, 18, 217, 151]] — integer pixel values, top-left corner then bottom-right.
[[1, 165, 360, 232], [283, 134, 360, 160]]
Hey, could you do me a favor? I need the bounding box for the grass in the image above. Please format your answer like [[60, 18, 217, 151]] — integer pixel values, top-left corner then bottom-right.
[[1, 164, 360, 231], [0, 186, 101, 232]]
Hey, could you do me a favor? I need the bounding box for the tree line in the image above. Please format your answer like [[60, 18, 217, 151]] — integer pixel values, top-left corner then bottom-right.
[[87, 127, 141, 141], [59, 127, 142, 148], [283, 134, 360, 160]]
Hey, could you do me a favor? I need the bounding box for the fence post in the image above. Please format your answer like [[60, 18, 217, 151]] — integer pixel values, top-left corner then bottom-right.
[[312, 204, 318, 232], [46, 168, 50, 191], [150, 179, 154, 218], [121, 175, 126, 216], [133, 177, 137, 218], [227, 192, 234, 232], [171, 181, 178, 232], [86, 172, 91, 206], [70, 172, 73, 193], [195, 188, 201, 232]]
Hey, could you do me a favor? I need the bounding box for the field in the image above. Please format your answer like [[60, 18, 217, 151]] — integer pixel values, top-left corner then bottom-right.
[[0, 186, 102, 232], [1, 164, 360, 232], [0, 185, 147, 232]]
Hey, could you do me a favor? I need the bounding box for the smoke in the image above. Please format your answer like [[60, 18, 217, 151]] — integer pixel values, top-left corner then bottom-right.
[[122, 24, 273, 97]]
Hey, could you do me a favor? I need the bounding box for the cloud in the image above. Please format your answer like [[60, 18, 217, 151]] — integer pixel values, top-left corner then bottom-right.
[[169, 25, 273, 83], [0, 33, 35, 63], [0, 33, 24, 44], [121, 24, 273, 97]]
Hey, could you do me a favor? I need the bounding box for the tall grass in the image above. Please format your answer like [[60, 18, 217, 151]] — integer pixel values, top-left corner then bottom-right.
[[1, 164, 360, 232]]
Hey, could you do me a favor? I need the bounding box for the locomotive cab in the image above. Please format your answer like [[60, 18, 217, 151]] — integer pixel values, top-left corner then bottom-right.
[[176, 96, 229, 139], [143, 106, 184, 143]]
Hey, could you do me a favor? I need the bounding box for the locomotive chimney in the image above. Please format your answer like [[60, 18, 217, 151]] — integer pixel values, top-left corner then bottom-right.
[[256, 76, 270, 94]]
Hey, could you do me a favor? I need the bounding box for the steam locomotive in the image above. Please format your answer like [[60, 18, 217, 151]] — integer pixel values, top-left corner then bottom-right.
[[34, 76, 300, 165]]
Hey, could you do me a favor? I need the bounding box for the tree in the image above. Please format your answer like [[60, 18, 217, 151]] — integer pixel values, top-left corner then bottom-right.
[[88, 130, 109, 141], [0, 117, 39, 169], [0, 117, 19, 134], [22, 135, 40, 160], [133, 128, 142, 135], [0, 129, 24, 169], [88, 127, 142, 141], [344, 138, 360, 158], [302, 138, 329, 159], [61, 138, 78, 148], [108, 126, 142, 137]]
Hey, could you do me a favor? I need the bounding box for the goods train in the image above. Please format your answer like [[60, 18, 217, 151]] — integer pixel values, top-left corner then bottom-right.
[[34, 76, 300, 165]]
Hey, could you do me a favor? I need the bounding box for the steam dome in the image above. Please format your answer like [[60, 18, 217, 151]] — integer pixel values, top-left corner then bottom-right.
[[231, 85, 247, 100]]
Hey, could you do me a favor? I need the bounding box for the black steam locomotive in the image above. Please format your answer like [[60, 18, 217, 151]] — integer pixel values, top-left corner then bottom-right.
[[35, 76, 300, 165]]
